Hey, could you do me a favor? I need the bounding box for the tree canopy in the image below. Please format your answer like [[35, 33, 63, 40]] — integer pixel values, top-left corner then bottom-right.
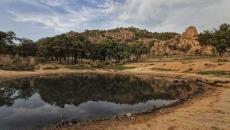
[[36, 34, 149, 64], [199, 23, 230, 56]]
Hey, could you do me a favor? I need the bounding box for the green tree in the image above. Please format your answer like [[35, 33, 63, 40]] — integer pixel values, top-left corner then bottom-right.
[[113, 42, 130, 63], [0, 31, 16, 55], [18, 38, 37, 57], [199, 23, 230, 56], [130, 42, 149, 61]]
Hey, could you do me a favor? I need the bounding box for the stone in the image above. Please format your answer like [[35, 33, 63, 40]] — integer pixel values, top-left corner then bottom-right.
[[201, 46, 216, 55], [112, 115, 117, 119], [68, 122, 74, 126], [216, 83, 224, 87], [126, 113, 132, 117]]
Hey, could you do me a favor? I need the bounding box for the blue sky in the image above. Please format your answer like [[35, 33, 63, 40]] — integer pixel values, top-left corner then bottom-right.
[[0, 0, 230, 41]]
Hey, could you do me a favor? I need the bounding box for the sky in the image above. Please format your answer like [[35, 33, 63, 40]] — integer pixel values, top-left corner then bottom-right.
[[0, 0, 230, 41]]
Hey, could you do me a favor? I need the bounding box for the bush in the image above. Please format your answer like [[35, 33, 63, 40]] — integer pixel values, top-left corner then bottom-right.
[[0, 55, 36, 71]]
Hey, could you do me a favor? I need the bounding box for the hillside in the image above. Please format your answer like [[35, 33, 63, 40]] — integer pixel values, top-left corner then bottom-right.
[[74, 27, 178, 44], [65, 26, 215, 56]]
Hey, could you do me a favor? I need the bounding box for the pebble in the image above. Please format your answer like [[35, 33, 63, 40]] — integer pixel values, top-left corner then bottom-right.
[[0, 88, 4, 91], [126, 113, 132, 117], [216, 83, 224, 87], [68, 122, 73, 126], [112, 115, 117, 119]]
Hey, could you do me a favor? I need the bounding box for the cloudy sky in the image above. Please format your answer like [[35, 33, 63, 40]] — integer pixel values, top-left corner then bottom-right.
[[0, 0, 230, 40]]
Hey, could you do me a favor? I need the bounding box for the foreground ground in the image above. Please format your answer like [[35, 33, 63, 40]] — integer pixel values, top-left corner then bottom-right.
[[0, 56, 230, 130]]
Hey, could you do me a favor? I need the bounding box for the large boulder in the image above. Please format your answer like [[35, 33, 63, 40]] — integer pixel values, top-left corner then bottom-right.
[[179, 26, 201, 55], [181, 26, 198, 41], [181, 26, 200, 46]]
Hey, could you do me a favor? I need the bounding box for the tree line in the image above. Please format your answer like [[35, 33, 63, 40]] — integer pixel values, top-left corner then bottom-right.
[[0, 31, 37, 56], [37, 33, 151, 63], [1, 31, 151, 64]]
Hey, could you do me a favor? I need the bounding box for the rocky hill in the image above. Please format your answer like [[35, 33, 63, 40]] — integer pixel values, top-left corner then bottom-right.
[[151, 26, 216, 56], [65, 26, 215, 56], [80, 27, 178, 44]]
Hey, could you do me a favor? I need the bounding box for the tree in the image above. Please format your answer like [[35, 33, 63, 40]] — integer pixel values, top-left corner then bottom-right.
[[0, 31, 16, 55], [198, 23, 230, 56], [216, 43, 228, 56], [37, 37, 55, 59], [113, 42, 130, 63], [18, 38, 37, 57], [130, 42, 149, 61]]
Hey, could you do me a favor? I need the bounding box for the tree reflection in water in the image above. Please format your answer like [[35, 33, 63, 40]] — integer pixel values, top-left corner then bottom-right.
[[0, 74, 205, 129]]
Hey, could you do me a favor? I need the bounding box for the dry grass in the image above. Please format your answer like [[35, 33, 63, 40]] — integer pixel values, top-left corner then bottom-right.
[[197, 71, 230, 77], [151, 67, 178, 71], [0, 55, 36, 71]]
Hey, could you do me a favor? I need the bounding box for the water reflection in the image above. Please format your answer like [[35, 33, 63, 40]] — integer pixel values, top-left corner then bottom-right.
[[0, 74, 203, 129]]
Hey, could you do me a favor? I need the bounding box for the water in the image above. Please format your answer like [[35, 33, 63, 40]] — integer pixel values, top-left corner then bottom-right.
[[0, 74, 203, 130]]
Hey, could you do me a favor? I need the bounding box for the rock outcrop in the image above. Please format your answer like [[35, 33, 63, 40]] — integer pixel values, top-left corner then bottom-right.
[[181, 26, 198, 41], [104, 28, 136, 41], [152, 26, 216, 56]]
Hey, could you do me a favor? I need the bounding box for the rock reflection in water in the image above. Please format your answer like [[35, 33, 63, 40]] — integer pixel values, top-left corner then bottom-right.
[[0, 74, 204, 130]]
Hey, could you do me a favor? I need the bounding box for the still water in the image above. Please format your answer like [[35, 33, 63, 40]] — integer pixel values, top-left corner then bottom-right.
[[0, 74, 203, 129]]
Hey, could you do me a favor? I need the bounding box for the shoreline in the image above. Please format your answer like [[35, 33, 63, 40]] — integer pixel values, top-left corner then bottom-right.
[[1, 69, 230, 85], [51, 85, 215, 130], [0, 68, 230, 130], [50, 82, 211, 130]]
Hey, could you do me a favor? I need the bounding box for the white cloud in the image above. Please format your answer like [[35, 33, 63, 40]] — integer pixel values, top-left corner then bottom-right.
[[7, 0, 122, 32], [40, 0, 67, 6], [2, 0, 230, 37], [117, 0, 230, 32]]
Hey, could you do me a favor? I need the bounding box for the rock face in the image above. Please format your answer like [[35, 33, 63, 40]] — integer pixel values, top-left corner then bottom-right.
[[104, 28, 136, 41], [152, 26, 216, 56], [85, 28, 137, 44], [181, 26, 198, 41], [180, 26, 201, 55]]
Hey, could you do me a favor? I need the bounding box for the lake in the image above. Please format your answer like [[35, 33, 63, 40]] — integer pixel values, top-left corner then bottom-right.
[[0, 74, 205, 130]]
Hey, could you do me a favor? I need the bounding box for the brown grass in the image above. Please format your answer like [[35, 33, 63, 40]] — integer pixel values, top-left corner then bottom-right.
[[0, 55, 36, 71]]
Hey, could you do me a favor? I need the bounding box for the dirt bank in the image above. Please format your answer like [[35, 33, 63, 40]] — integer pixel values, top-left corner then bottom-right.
[[58, 84, 230, 130]]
